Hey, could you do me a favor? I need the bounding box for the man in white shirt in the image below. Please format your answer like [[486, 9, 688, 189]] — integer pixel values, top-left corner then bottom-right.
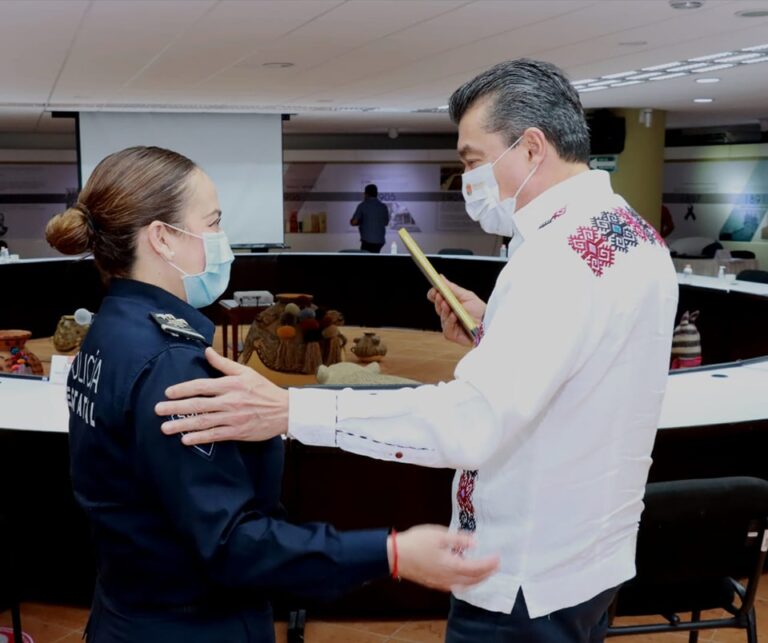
[[157, 58, 678, 642]]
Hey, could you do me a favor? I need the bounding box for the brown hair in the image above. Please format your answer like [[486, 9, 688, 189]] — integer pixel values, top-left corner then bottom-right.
[[45, 146, 197, 278]]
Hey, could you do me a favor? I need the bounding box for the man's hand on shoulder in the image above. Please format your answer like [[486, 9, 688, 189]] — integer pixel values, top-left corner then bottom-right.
[[155, 348, 289, 444]]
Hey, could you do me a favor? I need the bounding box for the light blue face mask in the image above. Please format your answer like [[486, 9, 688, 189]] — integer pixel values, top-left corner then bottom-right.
[[164, 223, 234, 308]]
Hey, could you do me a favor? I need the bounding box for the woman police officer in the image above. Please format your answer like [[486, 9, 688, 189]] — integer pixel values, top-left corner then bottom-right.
[[45, 146, 497, 643]]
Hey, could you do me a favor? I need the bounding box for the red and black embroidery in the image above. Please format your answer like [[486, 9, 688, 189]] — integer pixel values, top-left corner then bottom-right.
[[568, 225, 616, 277], [569, 206, 666, 277], [538, 206, 567, 230], [457, 469, 478, 532]]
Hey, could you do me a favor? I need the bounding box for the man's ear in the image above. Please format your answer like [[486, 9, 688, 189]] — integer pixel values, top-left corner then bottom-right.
[[522, 128, 548, 166], [146, 220, 176, 260]]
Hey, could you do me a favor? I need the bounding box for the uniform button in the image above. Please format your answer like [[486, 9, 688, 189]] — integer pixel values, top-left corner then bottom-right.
[[395, 451, 403, 459]]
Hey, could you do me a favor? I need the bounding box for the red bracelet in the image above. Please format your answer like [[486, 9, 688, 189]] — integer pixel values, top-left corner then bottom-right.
[[390, 529, 400, 581]]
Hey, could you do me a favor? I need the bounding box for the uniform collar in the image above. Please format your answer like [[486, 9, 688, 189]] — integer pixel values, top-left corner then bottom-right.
[[512, 169, 613, 240], [107, 278, 215, 344]]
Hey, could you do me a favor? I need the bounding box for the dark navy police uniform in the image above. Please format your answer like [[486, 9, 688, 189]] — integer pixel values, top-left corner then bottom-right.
[[68, 279, 388, 642]]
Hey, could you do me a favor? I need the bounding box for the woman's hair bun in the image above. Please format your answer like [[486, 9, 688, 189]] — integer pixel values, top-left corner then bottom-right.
[[45, 206, 94, 255]]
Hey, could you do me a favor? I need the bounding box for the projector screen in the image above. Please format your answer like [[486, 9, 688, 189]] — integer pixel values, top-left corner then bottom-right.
[[78, 112, 284, 247]]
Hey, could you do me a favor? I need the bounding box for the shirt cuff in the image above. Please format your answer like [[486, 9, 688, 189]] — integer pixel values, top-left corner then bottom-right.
[[287, 388, 338, 447]]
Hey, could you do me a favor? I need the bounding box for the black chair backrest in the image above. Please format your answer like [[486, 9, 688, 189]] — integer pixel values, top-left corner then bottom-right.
[[635, 477, 768, 585], [731, 250, 756, 259], [438, 248, 474, 256], [736, 269, 768, 284]]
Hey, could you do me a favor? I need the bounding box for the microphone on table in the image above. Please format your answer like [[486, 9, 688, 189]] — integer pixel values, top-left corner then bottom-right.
[[74, 308, 95, 326]]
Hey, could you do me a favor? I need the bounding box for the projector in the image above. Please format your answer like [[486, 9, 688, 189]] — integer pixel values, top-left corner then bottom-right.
[[234, 290, 274, 307]]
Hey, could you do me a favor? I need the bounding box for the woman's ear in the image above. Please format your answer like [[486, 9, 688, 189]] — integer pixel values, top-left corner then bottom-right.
[[146, 221, 175, 261]]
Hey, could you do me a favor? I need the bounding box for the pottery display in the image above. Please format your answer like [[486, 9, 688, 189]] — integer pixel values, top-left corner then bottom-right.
[[53, 314, 89, 352], [350, 332, 387, 363], [0, 329, 44, 376], [240, 296, 347, 374]]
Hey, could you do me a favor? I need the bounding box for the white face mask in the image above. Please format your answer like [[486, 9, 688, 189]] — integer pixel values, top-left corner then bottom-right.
[[461, 134, 539, 237]]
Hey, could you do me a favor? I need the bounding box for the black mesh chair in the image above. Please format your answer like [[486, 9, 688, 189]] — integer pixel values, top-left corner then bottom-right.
[[437, 248, 474, 256], [737, 269, 768, 284], [731, 250, 757, 259], [607, 477, 768, 643], [0, 514, 23, 643]]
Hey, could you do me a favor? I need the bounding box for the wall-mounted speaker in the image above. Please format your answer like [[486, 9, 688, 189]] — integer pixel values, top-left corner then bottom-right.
[[587, 109, 626, 155]]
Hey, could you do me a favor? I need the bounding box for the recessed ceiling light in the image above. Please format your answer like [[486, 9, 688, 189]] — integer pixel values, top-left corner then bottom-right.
[[693, 98, 714, 103], [670, 0, 704, 8], [618, 41, 647, 46], [743, 44, 768, 51], [578, 87, 608, 93], [262, 62, 294, 69], [742, 55, 768, 64], [695, 77, 721, 83], [735, 9, 768, 17]]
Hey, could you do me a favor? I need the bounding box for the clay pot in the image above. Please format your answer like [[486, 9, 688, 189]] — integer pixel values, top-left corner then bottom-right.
[[350, 332, 387, 363], [53, 315, 89, 352], [0, 329, 44, 376]]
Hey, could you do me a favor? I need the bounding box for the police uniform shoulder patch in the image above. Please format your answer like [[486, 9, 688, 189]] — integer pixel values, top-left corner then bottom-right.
[[150, 313, 206, 342]]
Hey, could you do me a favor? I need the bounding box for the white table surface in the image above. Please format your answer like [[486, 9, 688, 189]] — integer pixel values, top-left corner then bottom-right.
[[677, 272, 768, 297], [672, 257, 759, 278], [658, 360, 768, 429], [0, 375, 69, 433], [3, 358, 767, 434]]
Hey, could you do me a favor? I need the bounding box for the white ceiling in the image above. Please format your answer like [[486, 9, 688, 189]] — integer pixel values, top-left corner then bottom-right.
[[1, 0, 768, 136]]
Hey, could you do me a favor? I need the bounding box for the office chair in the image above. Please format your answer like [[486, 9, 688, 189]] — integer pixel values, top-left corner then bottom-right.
[[736, 269, 768, 284], [731, 250, 756, 259], [0, 514, 23, 643], [437, 248, 474, 256], [607, 476, 768, 643]]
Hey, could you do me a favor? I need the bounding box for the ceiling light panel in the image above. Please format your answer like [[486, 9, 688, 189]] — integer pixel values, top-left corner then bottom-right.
[[691, 63, 735, 73], [578, 43, 768, 95], [713, 52, 763, 63], [648, 72, 688, 80]]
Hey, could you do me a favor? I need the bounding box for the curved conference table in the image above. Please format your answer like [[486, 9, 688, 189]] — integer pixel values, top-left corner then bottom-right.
[[1, 253, 768, 614]]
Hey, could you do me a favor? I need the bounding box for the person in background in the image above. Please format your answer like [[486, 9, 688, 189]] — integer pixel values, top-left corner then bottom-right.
[[350, 183, 390, 253], [45, 146, 498, 643], [158, 59, 678, 643]]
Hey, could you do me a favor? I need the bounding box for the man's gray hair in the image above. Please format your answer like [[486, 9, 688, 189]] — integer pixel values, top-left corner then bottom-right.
[[448, 58, 591, 164]]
